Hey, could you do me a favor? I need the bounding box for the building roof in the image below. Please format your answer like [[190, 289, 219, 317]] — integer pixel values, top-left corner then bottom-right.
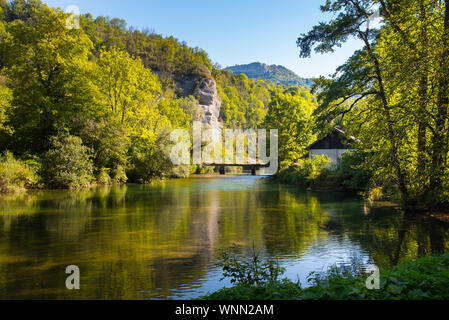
[[306, 128, 359, 150]]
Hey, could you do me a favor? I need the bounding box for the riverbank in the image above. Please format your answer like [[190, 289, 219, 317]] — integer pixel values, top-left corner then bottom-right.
[[202, 254, 449, 300], [276, 154, 449, 218]]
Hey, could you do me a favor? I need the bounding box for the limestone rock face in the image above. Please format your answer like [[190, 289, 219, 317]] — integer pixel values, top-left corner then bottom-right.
[[193, 78, 221, 130], [177, 75, 222, 131]]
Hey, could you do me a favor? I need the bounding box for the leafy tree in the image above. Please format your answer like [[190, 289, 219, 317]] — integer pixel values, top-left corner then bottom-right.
[[264, 88, 316, 166], [0, 2, 5, 35], [41, 135, 94, 188], [215, 71, 275, 129], [0, 4, 96, 154], [2, 0, 44, 23], [0, 82, 11, 131], [80, 14, 213, 82], [177, 96, 203, 122], [157, 98, 191, 129], [97, 47, 162, 126], [298, 0, 449, 208]]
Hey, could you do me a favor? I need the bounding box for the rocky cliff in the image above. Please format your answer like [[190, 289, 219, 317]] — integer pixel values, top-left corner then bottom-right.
[[194, 78, 221, 130], [177, 75, 222, 131]]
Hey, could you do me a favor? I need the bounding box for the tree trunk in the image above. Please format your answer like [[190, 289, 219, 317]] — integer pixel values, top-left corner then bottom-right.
[[417, 1, 429, 182], [368, 44, 410, 206]]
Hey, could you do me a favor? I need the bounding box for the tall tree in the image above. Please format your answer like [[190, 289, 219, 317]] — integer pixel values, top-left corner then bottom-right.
[[0, 4, 95, 154], [298, 0, 412, 205], [97, 47, 162, 126], [431, 0, 449, 190], [264, 88, 315, 166], [299, 0, 449, 208]]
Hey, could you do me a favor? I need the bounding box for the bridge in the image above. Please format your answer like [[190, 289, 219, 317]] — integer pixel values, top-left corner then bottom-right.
[[203, 163, 271, 176]]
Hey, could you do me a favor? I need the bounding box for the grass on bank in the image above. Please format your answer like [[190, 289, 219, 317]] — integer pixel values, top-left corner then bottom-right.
[[0, 151, 38, 193], [202, 253, 449, 300]]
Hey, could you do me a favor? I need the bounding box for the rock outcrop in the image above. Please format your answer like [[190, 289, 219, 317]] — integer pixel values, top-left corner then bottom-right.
[[177, 75, 222, 130], [193, 78, 221, 130]]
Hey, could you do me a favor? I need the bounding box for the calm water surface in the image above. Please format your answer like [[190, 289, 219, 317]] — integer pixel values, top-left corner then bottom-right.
[[0, 175, 448, 299]]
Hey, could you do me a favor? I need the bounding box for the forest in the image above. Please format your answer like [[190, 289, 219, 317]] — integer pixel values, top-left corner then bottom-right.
[[1, 0, 449, 213], [288, 0, 449, 212], [0, 0, 306, 190]]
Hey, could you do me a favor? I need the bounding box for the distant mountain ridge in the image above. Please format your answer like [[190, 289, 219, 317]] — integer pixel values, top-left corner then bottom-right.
[[225, 62, 313, 87]]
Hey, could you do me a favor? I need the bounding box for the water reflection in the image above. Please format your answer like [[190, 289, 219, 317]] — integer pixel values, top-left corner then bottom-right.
[[0, 176, 448, 299]]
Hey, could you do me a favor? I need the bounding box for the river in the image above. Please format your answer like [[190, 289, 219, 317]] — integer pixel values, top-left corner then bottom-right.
[[0, 175, 448, 299]]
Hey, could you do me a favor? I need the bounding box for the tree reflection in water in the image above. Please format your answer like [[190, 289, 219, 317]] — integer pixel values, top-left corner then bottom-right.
[[0, 176, 448, 299]]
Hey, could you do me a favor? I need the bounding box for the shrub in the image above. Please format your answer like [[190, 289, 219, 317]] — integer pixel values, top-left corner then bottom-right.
[[96, 168, 111, 185], [170, 164, 194, 178], [0, 151, 37, 193], [278, 155, 330, 189], [41, 135, 94, 189], [368, 187, 384, 201], [331, 151, 372, 193], [202, 279, 303, 300], [111, 165, 128, 184], [216, 247, 286, 286], [279, 152, 372, 193], [127, 130, 175, 183], [202, 254, 449, 300]]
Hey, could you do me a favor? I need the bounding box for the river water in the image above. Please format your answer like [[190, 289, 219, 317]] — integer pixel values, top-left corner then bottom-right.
[[0, 175, 448, 299]]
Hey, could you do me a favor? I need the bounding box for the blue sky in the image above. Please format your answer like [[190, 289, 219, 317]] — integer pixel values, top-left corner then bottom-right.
[[43, 0, 363, 78]]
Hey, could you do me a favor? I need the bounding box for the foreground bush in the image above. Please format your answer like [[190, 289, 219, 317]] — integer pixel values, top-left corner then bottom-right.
[[41, 135, 94, 189], [0, 152, 37, 193], [202, 254, 449, 300]]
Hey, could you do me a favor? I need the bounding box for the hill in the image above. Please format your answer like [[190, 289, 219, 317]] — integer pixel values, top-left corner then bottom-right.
[[225, 62, 313, 87]]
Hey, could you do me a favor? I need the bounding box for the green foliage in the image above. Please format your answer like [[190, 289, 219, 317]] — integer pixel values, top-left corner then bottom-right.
[[0, 3, 96, 154], [264, 88, 316, 166], [214, 70, 275, 129], [202, 279, 302, 301], [97, 47, 162, 125], [170, 164, 195, 179], [300, 254, 449, 300], [72, 117, 130, 171], [157, 98, 191, 129], [0, 4, 5, 36], [0, 151, 37, 193], [0, 82, 12, 144], [127, 129, 174, 183], [41, 135, 94, 189], [0, 0, 213, 186], [278, 155, 331, 189], [80, 14, 213, 82], [279, 152, 372, 193], [177, 96, 202, 121], [0, 0, 322, 188], [217, 247, 286, 286], [96, 168, 111, 185], [203, 254, 449, 300], [298, 0, 449, 209], [331, 151, 372, 193], [111, 165, 128, 184]]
